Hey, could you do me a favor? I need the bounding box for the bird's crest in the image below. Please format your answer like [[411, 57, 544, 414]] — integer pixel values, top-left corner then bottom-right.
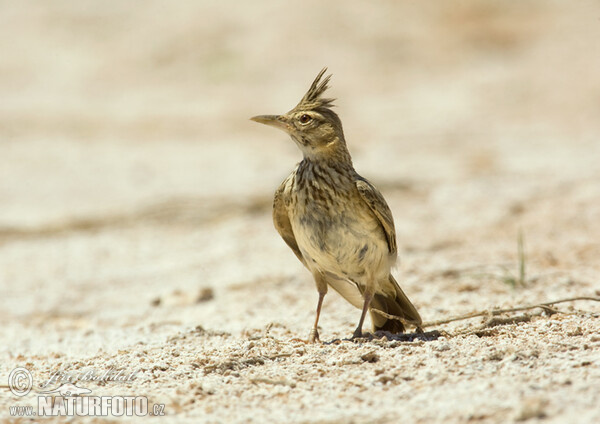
[[296, 68, 335, 110]]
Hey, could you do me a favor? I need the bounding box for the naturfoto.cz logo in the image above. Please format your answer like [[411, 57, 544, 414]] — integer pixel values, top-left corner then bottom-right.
[[7, 367, 166, 417]]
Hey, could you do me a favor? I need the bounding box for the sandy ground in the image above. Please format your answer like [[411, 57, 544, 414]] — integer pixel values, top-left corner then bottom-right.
[[1, 1, 599, 423]]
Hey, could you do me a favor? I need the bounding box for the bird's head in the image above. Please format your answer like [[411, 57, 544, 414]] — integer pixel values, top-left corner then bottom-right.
[[252, 68, 348, 161]]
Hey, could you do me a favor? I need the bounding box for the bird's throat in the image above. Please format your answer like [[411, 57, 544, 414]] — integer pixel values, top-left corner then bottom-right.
[[299, 135, 353, 168]]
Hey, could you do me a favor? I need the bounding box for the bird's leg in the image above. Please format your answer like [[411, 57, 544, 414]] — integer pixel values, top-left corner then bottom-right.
[[308, 292, 325, 343], [308, 273, 328, 343], [352, 291, 373, 339]]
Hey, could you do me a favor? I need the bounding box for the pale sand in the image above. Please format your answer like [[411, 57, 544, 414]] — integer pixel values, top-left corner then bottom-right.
[[1, 2, 599, 423]]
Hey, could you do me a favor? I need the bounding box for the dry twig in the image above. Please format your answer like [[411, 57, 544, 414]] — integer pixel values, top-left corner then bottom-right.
[[371, 296, 599, 338], [420, 296, 599, 328]]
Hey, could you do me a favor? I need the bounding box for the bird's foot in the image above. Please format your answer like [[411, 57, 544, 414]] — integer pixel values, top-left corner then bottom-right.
[[308, 328, 321, 344], [352, 328, 364, 340]]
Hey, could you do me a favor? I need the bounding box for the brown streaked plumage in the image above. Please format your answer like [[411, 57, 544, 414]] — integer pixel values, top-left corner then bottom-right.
[[252, 68, 422, 342]]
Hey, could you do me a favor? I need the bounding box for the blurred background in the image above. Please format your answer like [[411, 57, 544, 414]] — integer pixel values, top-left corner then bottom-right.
[[1, 1, 599, 350]]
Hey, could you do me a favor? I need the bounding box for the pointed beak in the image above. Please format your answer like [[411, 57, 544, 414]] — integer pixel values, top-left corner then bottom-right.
[[250, 115, 288, 131]]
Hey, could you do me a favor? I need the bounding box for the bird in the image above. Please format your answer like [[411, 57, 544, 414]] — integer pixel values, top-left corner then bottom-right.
[[251, 68, 422, 342]]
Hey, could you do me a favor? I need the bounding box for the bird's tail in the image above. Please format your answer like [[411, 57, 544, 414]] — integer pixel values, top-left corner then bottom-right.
[[369, 275, 422, 333]]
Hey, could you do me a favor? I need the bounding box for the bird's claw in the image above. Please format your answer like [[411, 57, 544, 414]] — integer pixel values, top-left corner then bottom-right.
[[308, 328, 321, 344], [352, 328, 364, 339]]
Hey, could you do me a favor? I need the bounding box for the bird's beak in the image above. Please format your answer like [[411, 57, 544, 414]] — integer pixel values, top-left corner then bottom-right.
[[250, 115, 288, 131]]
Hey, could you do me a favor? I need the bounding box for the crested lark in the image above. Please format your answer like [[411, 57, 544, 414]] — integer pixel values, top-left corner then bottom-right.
[[252, 68, 422, 342]]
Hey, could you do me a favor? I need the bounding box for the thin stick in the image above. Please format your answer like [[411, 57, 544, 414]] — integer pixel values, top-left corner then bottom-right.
[[420, 296, 600, 328], [370, 309, 418, 329], [518, 229, 526, 286]]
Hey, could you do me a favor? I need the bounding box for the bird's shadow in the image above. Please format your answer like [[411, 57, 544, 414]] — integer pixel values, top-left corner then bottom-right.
[[324, 329, 441, 345]]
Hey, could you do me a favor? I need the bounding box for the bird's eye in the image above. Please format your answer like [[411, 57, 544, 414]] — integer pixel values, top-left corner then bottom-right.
[[299, 114, 312, 124]]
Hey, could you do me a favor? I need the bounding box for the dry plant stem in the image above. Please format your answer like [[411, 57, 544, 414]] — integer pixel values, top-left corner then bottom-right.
[[518, 229, 526, 286], [372, 296, 600, 330], [420, 296, 600, 328], [370, 309, 419, 329], [452, 314, 536, 337]]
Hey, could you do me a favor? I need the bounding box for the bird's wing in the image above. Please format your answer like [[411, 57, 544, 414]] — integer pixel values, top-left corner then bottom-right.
[[355, 178, 397, 255], [273, 176, 306, 266]]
